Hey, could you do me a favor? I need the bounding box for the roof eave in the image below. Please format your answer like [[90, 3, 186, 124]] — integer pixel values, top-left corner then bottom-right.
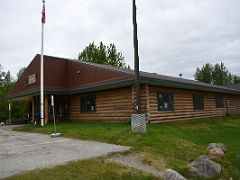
[[141, 77, 240, 95], [7, 79, 135, 100]]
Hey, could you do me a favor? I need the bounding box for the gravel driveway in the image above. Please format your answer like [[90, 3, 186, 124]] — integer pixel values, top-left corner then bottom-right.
[[0, 125, 130, 178]]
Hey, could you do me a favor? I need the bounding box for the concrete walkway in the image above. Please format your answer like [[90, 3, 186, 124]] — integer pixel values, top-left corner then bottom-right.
[[0, 125, 130, 178]]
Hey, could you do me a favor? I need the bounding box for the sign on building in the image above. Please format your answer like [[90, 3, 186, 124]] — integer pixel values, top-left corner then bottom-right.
[[28, 74, 36, 85]]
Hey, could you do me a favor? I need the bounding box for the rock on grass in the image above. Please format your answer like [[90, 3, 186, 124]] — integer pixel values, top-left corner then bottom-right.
[[208, 143, 227, 153], [163, 169, 186, 180], [189, 155, 221, 178]]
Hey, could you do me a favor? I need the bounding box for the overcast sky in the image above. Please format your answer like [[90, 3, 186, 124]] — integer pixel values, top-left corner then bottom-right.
[[0, 0, 239, 79]]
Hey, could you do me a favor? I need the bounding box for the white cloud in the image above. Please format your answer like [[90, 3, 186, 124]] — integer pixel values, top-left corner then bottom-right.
[[0, 0, 239, 79]]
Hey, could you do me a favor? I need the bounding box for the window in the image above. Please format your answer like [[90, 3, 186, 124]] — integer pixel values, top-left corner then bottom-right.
[[216, 96, 224, 108], [193, 94, 204, 110], [157, 92, 174, 111], [80, 96, 96, 112]]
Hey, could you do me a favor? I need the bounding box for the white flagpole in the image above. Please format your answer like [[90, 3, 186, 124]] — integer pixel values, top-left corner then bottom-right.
[[40, 0, 45, 126]]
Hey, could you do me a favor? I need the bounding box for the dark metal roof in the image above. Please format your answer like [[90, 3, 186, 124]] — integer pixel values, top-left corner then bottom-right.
[[75, 56, 240, 94], [225, 84, 240, 90], [7, 54, 134, 100], [139, 72, 240, 94], [7, 54, 240, 100]]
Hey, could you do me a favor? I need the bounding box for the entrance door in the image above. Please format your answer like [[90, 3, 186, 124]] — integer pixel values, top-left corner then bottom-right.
[[48, 95, 69, 122]]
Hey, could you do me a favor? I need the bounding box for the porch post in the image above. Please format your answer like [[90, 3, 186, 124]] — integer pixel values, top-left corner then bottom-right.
[[44, 95, 49, 124], [32, 98, 35, 123], [8, 102, 11, 125]]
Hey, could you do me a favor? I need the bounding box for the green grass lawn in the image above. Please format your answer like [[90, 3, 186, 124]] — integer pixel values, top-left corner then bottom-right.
[[11, 116, 240, 179], [7, 158, 155, 180]]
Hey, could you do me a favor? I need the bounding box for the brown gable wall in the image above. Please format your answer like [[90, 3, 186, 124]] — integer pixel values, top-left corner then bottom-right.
[[66, 60, 133, 89], [7, 54, 134, 99], [44, 55, 68, 90], [8, 55, 69, 98], [7, 55, 40, 98]]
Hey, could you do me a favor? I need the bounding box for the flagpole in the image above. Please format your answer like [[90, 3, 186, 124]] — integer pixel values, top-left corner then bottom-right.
[[40, 0, 45, 126]]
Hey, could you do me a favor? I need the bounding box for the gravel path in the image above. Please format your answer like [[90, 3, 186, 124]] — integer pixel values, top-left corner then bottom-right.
[[109, 154, 164, 178], [0, 125, 130, 178]]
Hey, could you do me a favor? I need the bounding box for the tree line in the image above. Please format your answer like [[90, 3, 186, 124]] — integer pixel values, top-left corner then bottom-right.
[[0, 65, 27, 122], [194, 62, 240, 85]]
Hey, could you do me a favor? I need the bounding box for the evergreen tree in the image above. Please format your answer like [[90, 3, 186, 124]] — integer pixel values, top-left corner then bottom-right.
[[0, 70, 14, 121], [0, 64, 6, 87], [233, 75, 240, 84], [0, 67, 27, 122], [194, 62, 240, 85], [16, 67, 26, 80]]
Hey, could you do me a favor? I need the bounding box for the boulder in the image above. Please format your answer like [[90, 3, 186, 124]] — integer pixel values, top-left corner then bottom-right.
[[163, 169, 186, 180], [208, 143, 227, 153], [189, 155, 221, 178], [208, 147, 225, 159]]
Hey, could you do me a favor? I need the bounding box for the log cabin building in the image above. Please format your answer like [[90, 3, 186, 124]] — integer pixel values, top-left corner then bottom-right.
[[7, 54, 240, 124]]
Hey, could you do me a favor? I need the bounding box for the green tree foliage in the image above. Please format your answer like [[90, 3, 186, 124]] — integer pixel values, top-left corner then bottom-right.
[[0, 65, 28, 122], [233, 75, 240, 84], [212, 62, 232, 85], [17, 67, 26, 80], [0, 64, 6, 87], [0, 69, 14, 121], [194, 62, 240, 85], [78, 41, 126, 68], [194, 63, 213, 84]]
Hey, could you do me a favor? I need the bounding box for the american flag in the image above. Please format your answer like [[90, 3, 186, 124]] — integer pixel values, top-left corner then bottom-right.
[[41, 0, 46, 24]]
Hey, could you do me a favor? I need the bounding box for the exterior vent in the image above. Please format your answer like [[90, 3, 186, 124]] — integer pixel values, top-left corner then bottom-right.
[[131, 114, 146, 133]]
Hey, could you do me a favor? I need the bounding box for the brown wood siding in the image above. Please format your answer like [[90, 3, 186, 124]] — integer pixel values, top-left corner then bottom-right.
[[227, 96, 240, 115], [131, 85, 150, 120], [69, 87, 134, 121], [8, 54, 134, 99], [148, 86, 240, 123], [67, 61, 133, 89]]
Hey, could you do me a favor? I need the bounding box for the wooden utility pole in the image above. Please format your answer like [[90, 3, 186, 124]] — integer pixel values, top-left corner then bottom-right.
[[133, 0, 141, 113]]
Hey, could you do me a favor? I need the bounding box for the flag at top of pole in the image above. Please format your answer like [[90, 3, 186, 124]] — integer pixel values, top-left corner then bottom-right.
[[41, 0, 46, 24]]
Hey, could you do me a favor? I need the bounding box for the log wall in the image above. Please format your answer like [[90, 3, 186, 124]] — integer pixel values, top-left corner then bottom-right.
[[148, 86, 240, 123], [131, 84, 150, 121], [227, 95, 240, 115], [69, 87, 133, 121], [69, 84, 240, 122]]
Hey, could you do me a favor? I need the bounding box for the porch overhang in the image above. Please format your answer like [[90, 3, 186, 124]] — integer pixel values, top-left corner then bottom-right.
[[6, 79, 135, 100]]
